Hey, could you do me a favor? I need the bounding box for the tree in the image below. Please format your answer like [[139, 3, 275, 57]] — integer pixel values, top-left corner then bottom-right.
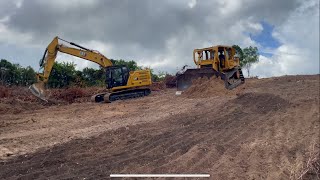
[[1, 57, 167, 87], [47, 62, 77, 88], [242, 46, 259, 77], [110, 59, 141, 71], [20, 66, 37, 86], [82, 67, 106, 87], [0, 59, 36, 86], [232, 45, 244, 65]]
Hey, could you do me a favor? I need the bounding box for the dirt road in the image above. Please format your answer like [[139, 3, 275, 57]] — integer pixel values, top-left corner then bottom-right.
[[0, 75, 319, 179]]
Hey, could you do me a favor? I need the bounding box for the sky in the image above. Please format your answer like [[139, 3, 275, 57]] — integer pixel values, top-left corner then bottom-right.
[[0, 0, 319, 78]]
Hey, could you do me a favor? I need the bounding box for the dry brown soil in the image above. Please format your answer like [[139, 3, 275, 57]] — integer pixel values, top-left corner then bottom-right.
[[0, 75, 319, 179]]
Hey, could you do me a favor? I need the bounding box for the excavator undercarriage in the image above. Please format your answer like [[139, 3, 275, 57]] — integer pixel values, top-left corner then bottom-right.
[[92, 88, 151, 103]]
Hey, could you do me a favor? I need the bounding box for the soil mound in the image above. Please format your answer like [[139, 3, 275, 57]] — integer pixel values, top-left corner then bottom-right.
[[183, 76, 242, 98], [0, 86, 10, 98], [164, 75, 177, 88], [48, 87, 105, 103], [0, 86, 106, 114], [150, 82, 166, 91], [0, 86, 45, 113]]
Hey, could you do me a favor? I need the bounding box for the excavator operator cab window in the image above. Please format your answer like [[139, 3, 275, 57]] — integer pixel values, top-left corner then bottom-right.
[[106, 66, 129, 89]]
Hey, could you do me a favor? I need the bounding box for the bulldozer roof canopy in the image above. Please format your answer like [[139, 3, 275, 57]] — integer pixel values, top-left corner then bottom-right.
[[194, 45, 233, 52]]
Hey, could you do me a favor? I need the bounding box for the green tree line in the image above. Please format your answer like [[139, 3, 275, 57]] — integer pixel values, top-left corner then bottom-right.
[[0, 59, 37, 86], [0, 47, 259, 87], [0, 58, 164, 88]]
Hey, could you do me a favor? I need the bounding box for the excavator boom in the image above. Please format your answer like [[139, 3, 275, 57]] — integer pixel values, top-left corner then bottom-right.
[[36, 37, 112, 83], [30, 37, 113, 100]]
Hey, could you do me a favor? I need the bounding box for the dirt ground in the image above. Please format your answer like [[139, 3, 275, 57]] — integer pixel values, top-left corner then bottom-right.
[[0, 75, 319, 179]]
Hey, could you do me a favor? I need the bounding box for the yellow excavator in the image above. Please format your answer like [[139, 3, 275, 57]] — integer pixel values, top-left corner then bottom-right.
[[177, 45, 245, 91], [29, 36, 152, 103]]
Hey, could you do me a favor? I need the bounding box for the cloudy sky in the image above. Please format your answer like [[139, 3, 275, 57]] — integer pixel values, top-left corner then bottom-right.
[[0, 0, 319, 77]]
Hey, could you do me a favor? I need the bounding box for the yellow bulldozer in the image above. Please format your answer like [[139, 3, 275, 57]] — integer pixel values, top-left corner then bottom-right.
[[30, 37, 152, 103], [177, 45, 245, 91]]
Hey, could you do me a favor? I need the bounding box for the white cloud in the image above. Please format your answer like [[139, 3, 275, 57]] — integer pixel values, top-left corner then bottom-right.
[[14, 0, 24, 8], [0, 16, 10, 23], [35, 0, 98, 9], [250, 0, 319, 77], [0, 0, 318, 78], [0, 23, 33, 46], [250, 55, 282, 78], [188, 0, 197, 8], [56, 54, 100, 70], [217, 0, 242, 15]]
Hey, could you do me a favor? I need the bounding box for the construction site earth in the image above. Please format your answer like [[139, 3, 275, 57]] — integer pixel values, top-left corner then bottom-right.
[[0, 75, 319, 179]]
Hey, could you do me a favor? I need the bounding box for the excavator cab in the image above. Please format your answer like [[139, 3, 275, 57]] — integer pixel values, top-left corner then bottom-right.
[[106, 66, 130, 89]]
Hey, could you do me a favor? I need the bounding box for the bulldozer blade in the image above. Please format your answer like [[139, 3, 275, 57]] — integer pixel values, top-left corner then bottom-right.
[[176, 68, 217, 91], [176, 67, 245, 91], [29, 82, 48, 102]]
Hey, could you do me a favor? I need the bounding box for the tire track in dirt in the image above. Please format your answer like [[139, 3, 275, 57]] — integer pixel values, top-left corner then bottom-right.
[[0, 75, 319, 179], [0, 92, 303, 179]]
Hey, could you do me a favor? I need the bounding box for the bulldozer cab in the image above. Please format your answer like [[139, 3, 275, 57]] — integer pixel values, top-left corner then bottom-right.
[[193, 48, 216, 68], [193, 46, 238, 71]]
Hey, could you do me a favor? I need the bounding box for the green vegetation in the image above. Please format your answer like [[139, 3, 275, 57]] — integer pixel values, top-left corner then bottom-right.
[[0, 59, 36, 86], [232, 45, 259, 77], [0, 58, 165, 88], [1, 46, 259, 88]]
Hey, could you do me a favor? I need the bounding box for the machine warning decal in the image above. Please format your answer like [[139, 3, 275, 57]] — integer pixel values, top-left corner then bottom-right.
[[80, 51, 86, 57]]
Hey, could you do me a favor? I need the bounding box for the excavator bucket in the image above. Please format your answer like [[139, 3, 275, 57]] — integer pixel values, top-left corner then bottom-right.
[[29, 82, 48, 102]]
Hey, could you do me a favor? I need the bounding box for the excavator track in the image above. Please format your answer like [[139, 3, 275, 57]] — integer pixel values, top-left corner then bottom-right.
[[91, 88, 151, 103]]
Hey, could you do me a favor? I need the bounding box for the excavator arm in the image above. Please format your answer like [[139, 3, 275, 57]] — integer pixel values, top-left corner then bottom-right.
[[30, 36, 113, 100], [37, 36, 112, 83]]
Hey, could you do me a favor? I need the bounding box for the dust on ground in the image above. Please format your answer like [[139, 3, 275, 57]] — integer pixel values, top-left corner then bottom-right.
[[0, 75, 319, 179]]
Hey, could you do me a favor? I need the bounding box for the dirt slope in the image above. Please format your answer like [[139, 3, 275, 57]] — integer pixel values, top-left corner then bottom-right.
[[0, 75, 319, 179]]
